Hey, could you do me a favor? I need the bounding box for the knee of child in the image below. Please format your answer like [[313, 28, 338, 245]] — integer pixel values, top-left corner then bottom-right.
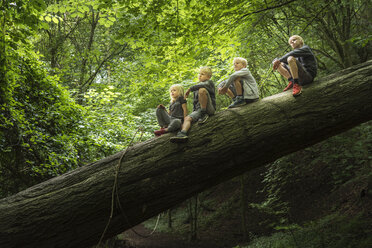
[[234, 79, 242, 86], [174, 119, 182, 126], [185, 116, 193, 122], [198, 88, 207, 95], [287, 56, 296, 64]]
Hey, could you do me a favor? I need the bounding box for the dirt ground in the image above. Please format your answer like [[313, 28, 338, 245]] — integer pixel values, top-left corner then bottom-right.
[[122, 224, 231, 248]]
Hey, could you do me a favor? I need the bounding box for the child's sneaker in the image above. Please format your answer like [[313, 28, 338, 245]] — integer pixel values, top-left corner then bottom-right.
[[154, 128, 167, 136], [283, 81, 293, 91], [292, 83, 302, 96], [170, 131, 188, 143], [198, 112, 209, 124], [228, 96, 245, 108]]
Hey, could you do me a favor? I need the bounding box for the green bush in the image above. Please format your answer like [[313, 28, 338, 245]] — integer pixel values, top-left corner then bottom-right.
[[239, 214, 372, 248]]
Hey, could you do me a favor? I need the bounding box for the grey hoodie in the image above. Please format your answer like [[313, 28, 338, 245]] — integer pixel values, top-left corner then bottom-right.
[[222, 68, 259, 100]]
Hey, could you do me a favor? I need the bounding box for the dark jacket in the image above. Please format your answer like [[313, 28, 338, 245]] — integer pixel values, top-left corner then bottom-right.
[[279, 45, 317, 78], [189, 80, 216, 111]]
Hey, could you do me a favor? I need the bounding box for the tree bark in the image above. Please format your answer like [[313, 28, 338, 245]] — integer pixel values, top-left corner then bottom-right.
[[1, 61, 372, 248]]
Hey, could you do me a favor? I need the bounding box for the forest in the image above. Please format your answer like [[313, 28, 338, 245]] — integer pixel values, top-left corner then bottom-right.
[[0, 0, 371, 247]]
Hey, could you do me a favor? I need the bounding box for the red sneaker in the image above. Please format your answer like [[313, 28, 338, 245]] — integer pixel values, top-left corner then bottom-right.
[[154, 128, 167, 136], [292, 83, 302, 96], [283, 81, 293, 91]]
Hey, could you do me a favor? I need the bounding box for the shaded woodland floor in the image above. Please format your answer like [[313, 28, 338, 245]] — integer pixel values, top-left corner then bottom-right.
[[112, 123, 372, 248], [119, 175, 264, 248], [123, 224, 225, 248], [118, 170, 371, 248], [115, 172, 372, 248]]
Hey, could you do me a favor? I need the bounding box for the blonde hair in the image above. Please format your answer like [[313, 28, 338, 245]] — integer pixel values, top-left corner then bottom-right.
[[233, 57, 248, 67], [169, 84, 184, 102], [199, 66, 212, 77], [288, 35, 304, 46]]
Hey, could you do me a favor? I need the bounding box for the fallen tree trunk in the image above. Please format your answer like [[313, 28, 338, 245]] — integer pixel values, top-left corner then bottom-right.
[[1, 61, 372, 248]]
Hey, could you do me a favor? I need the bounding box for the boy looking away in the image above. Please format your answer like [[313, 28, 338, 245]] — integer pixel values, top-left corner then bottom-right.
[[170, 66, 216, 142], [218, 57, 259, 108], [272, 35, 317, 96]]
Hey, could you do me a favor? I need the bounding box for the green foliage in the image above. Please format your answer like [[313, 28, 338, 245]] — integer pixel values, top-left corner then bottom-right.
[[238, 214, 372, 248], [143, 190, 240, 237], [81, 85, 146, 156], [249, 122, 371, 230], [1, 5, 370, 248], [1, 0, 85, 195], [0, 48, 84, 195], [32, 0, 372, 138], [1, 0, 371, 205]]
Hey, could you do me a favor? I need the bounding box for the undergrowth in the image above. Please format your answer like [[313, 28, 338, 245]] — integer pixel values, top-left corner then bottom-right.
[[236, 213, 372, 248]]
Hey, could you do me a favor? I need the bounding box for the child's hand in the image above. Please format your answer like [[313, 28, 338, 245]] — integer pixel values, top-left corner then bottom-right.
[[219, 87, 228, 94], [184, 89, 191, 99], [157, 104, 165, 109], [272, 59, 280, 71]]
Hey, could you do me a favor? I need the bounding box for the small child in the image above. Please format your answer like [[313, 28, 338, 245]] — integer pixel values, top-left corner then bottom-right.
[[218, 57, 259, 108], [154, 84, 187, 136], [170, 66, 216, 142], [272, 35, 317, 96]]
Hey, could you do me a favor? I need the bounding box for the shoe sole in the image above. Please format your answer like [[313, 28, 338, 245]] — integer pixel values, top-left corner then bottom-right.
[[198, 116, 209, 124], [293, 90, 302, 97], [228, 103, 246, 108], [170, 136, 188, 143]]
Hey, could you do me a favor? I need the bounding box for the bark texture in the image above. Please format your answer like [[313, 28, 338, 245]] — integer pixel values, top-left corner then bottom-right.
[[1, 61, 372, 248]]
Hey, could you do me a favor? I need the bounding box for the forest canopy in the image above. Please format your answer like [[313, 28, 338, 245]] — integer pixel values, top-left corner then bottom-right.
[[0, 0, 371, 197]]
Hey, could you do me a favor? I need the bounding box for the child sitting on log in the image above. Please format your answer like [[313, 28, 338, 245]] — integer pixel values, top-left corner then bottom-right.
[[272, 35, 317, 96], [170, 66, 216, 142], [154, 84, 188, 136], [218, 57, 259, 108]]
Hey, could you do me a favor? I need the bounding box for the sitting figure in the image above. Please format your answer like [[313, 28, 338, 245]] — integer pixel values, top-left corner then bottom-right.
[[272, 35, 317, 96], [218, 57, 259, 108], [154, 84, 187, 136], [170, 66, 216, 142]]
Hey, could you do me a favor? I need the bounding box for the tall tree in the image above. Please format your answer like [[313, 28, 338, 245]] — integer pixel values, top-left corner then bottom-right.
[[36, 0, 132, 100]]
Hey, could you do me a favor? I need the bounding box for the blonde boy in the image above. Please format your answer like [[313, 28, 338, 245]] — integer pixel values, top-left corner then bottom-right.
[[218, 57, 259, 108], [170, 66, 216, 142], [272, 35, 317, 96]]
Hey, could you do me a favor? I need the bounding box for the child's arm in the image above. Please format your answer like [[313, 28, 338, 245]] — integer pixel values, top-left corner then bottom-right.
[[189, 81, 213, 92], [182, 103, 188, 119], [184, 88, 191, 99], [278, 45, 313, 63], [222, 69, 250, 90]]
